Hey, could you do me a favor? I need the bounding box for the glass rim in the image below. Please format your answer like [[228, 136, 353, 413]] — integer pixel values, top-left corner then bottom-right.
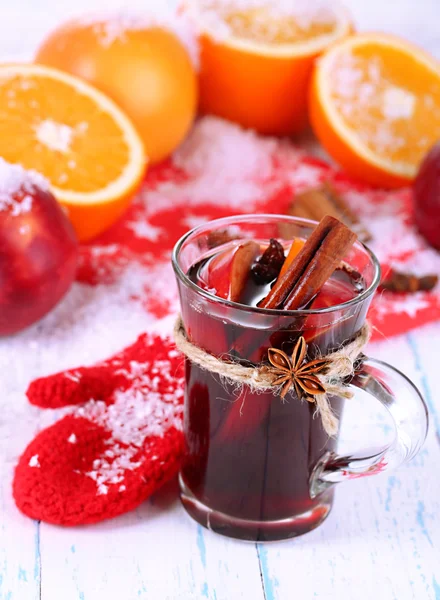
[[171, 214, 381, 317]]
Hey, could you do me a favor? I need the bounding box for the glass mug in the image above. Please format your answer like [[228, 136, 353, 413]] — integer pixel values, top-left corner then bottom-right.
[[172, 215, 428, 542]]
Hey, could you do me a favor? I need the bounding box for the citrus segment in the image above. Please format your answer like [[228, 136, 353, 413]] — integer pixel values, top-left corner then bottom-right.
[[0, 64, 146, 240], [190, 0, 351, 134], [279, 238, 306, 278], [310, 33, 440, 187]]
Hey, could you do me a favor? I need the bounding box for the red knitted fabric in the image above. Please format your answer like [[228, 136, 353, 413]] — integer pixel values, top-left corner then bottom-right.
[[13, 333, 185, 526]]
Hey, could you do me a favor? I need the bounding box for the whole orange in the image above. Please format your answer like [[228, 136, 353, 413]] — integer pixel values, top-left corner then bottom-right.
[[35, 15, 198, 163]]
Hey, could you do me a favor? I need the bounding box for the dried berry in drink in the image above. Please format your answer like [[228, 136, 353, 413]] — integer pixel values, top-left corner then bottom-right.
[[251, 238, 285, 284]]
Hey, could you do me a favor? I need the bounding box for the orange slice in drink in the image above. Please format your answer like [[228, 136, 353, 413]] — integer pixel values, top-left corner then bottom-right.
[[187, 0, 352, 135], [279, 238, 306, 278], [0, 64, 146, 240], [310, 33, 440, 187]]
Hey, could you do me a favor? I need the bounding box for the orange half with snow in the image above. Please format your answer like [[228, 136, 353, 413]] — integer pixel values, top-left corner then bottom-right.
[[310, 33, 440, 187], [188, 0, 352, 135], [0, 63, 146, 240]]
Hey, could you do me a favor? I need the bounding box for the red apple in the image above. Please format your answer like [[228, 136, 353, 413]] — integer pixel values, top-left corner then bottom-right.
[[414, 142, 440, 250], [0, 159, 78, 335]]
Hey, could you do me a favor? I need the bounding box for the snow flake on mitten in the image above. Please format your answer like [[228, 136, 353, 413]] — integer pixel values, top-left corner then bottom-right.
[[13, 333, 185, 526]]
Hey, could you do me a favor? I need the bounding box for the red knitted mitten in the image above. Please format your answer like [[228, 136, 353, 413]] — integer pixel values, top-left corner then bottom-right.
[[13, 333, 184, 526]]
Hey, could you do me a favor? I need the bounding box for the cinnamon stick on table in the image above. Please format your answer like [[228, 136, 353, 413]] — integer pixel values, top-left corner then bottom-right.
[[259, 215, 357, 310], [288, 183, 372, 243]]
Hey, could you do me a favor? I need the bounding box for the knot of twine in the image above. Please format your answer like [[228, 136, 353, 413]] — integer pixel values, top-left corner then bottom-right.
[[173, 316, 371, 437]]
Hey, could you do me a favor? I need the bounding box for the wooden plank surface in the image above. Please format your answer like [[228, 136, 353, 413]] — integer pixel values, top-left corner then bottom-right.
[[38, 484, 265, 600], [1, 1, 440, 599]]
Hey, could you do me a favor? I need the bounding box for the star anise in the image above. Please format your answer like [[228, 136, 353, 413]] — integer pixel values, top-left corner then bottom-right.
[[264, 337, 330, 400]]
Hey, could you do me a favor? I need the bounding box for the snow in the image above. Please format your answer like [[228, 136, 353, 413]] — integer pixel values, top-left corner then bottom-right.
[[0, 158, 49, 215], [79, 354, 184, 494], [28, 454, 40, 468], [189, 0, 339, 41], [35, 119, 74, 153], [77, 8, 199, 68], [382, 87, 416, 121]]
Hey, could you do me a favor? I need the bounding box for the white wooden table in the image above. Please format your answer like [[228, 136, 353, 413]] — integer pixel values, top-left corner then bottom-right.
[[1, 1, 439, 599]]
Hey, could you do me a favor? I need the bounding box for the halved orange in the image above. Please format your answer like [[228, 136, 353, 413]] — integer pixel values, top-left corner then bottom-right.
[[187, 0, 352, 135], [0, 63, 146, 240], [310, 33, 440, 188], [279, 238, 305, 277]]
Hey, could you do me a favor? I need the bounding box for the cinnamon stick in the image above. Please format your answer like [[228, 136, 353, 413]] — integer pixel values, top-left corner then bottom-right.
[[259, 215, 357, 310], [288, 183, 372, 243]]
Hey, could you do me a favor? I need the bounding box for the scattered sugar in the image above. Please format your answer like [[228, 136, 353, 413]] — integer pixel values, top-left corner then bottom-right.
[[76, 8, 199, 68], [0, 259, 178, 398], [183, 215, 210, 229], [330, 52, 424, 156], [19, 195, 34, 214], [163, 117, 279, 211], [374, 293, 431, 320], [369, 214, 421, 259], [136, 117, 314, 220], [80, 358, 183, 447], [0, 158, 48, 216], [125, 220, 163, 241], [89, 244, 120, 258], [29, 455, 40, 468], [174, 116, 275, 179], [331, 52, 376, 100], [67, 434, 77, 444], [64, 371, 82, 383], [189, 0, 338, 41], [284, 162, 323, 190], [79, 353, 184, 494], [35, 119, 74, 153], [344, 186, 440, 319], [382, 87, 416, 121]]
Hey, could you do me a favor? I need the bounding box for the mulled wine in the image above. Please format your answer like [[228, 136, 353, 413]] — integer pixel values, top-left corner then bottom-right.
[[173, 214, 427, 542], [178, 225, 369, 540]]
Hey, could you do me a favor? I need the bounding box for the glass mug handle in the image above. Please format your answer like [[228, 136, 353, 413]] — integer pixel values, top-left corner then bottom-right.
[[310, 356, 429, 498]]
